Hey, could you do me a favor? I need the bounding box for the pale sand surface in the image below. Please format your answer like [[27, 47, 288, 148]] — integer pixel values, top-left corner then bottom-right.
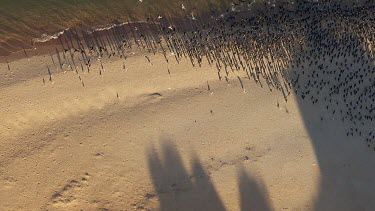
[[0, 52, 374, 210]]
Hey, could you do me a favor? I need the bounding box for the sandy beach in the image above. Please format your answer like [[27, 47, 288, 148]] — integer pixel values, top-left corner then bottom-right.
[[1, 1, 375, 210], [1, 47, 374, 211]]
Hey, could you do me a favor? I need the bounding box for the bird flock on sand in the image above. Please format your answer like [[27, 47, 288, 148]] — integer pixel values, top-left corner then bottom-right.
[[6, 0, 375, 151]]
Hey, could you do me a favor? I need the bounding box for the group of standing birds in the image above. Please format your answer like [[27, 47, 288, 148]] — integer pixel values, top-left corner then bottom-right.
[[43, 0, 375, 150]]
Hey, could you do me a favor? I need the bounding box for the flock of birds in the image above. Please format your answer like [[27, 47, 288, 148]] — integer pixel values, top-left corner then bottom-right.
[[13, 0, 375, 151]]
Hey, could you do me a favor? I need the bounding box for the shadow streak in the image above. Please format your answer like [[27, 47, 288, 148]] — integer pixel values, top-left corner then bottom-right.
[[147, 137, 226, 211], [147, 137, 272, 211], [238, 166, 272, 211], [287, 2, 375, 210]]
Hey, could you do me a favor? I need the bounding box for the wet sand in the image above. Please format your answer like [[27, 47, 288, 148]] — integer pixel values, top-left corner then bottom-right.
[[0, 0, 232, 56]]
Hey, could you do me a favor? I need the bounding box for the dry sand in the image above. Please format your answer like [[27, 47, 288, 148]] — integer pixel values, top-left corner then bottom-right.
[[0, 51, 374, 211]]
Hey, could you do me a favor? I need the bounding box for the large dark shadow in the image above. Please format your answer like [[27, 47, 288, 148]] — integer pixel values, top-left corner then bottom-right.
[[238, 165, 272, 211], [147, 137, 226, 211], [147, 137, 273, 211], [144, 1, 375, 208], [291, 49, 375, 210], [285, 1, 375, 210]]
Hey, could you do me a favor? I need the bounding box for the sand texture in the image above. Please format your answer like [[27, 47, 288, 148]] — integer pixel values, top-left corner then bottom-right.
[[1, 1, 375, 210], [0, 49, 374, 211]]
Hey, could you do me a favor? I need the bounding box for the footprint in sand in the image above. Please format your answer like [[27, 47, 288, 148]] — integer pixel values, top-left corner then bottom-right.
[[50, 173, 90, 207]]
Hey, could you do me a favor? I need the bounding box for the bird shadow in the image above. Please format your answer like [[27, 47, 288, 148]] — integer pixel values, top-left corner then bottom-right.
[[147, 137, 272, 211]]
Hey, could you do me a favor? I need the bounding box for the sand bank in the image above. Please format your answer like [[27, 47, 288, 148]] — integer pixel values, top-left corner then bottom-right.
[[1, 49, 374, 210]]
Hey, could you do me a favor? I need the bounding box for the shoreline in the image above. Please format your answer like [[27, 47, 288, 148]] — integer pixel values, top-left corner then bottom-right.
[[2, 0, 372, 64], [0, 0, 235, 59], [0, 21, 157, 63], [0, 0, 291, 63], [2, 1, 375, 210]]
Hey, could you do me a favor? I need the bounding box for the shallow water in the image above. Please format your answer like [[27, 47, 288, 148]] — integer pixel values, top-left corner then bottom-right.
[[0, 0, 233, 56]]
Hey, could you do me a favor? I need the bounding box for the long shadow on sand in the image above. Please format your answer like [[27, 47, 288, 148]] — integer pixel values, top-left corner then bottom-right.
[[292, 55, 375, 210], [238, 165, 272, 211], [148, 2, 375, 210], [147, 138, 272, 211], [286, 5, 375, 209]]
